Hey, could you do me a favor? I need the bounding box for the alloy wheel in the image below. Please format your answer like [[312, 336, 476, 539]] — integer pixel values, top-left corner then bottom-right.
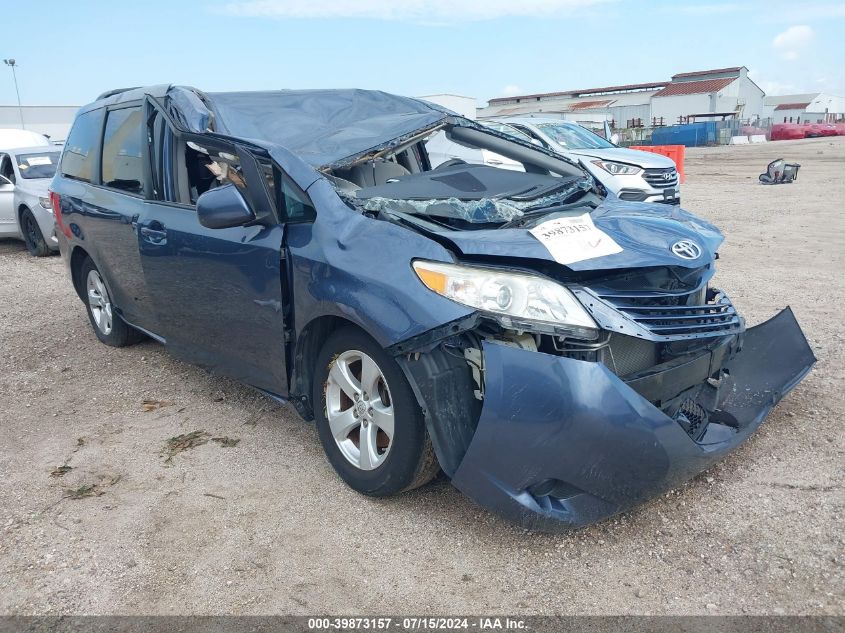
[[324, 350, 395, 470], [86, 269, 113, 335]]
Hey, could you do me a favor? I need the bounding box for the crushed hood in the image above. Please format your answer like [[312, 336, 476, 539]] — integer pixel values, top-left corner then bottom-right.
[[203, 89, 450, 169], [407, 199, 724, 271]]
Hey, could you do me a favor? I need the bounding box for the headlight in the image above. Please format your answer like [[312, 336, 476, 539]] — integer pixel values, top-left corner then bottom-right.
[[591, 160, 642, 176], [39, 196, 52, 211], [413, 260, 598, 339]]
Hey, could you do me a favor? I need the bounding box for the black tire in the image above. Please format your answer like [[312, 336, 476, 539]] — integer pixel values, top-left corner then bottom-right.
[[313, 326, 440, 496], [20, 208, 50, 257], [79, 257, 145, 347]]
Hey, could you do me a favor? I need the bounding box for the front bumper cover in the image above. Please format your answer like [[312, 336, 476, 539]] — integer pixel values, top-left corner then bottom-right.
[[449, 307, 815, 531]]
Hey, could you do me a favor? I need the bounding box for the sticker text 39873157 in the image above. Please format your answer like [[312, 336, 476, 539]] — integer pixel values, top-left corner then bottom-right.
[[529, 213, 623, 265]]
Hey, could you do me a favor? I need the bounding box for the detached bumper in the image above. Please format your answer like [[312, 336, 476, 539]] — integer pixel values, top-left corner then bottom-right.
[[450, 308, 815, 531]]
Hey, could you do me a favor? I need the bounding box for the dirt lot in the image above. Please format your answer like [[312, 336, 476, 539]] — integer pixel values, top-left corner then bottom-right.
[[0, 137, 842, 616]]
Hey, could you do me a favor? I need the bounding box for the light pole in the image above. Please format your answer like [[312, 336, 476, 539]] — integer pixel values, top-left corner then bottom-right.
[[3, 58, 24, 129]]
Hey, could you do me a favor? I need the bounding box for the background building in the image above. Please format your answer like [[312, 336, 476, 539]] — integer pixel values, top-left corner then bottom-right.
[[417, 94, 477, 119], [763, 93, 845, 123], [0, 105, 79, 142], [650, 67, 765, 124], [478, 81, 665, 129], [479, 66, 766, 129]]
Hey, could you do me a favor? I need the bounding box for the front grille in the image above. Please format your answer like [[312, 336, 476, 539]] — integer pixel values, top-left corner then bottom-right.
[[643, 167, 679, 189], [594, 287, 743, 340]]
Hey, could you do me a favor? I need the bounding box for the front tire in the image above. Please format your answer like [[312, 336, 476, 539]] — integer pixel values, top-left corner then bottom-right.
[[313, 326, 439, 496], [20, 209, 50, 257], [80, 257, 144, 347]]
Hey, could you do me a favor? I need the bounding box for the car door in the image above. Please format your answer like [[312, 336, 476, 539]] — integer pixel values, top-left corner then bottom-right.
[[0, 155, 17, 237], [137, 101, 288, 395]]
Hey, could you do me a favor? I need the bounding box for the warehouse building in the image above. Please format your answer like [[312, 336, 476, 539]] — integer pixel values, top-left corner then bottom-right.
[[477, 80, 665, 128], [478, 66, 766, 128], [0, 105, 79, 142], [650, 67, 765, 124], [763, 93, 845, 123]]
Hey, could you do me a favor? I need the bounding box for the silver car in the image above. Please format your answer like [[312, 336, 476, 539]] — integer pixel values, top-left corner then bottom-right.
[[489, 117, 681, 205], [0, 146, 61, 256]]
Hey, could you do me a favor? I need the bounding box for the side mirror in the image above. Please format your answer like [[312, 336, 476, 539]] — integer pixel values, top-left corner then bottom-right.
[[610, 133, 620, 145], [196, 183, 255, 229], [0, 175, 13, 190]]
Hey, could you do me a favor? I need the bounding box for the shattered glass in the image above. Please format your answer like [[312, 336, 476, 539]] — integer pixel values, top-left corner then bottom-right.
[[361, 178, 593, 223]]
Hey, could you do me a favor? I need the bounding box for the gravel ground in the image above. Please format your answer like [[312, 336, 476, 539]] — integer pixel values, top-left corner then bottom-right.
[[0, 137, 842, 616]]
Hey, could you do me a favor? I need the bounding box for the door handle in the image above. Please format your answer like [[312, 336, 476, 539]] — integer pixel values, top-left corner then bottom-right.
[[139, 220, 167, 244]]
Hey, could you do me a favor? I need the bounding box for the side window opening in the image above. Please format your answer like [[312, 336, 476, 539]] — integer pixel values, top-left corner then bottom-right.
[[183, 141, 248, 205]]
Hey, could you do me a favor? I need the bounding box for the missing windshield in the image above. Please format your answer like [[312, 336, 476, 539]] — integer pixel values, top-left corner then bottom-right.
[[360, 181, 593, 223]]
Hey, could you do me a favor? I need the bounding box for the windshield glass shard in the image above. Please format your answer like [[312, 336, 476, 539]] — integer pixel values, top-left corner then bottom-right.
[[361, 178, 592, 223]]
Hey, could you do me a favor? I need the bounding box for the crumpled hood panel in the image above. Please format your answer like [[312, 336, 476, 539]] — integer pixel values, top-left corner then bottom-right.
[[424, 199, 724, 271]]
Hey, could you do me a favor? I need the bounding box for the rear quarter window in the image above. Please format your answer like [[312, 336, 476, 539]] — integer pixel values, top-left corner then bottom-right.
[[60, 108, 104, 183]]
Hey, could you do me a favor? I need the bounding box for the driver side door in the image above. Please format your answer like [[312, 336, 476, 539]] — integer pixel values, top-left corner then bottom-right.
[[138, 101, 289, 396]]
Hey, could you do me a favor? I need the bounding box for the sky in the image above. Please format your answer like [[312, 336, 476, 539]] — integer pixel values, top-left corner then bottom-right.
[[2, 0, 844, 108]]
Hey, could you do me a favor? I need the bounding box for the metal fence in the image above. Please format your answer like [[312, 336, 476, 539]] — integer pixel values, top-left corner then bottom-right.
[[615, 118, 777, 148]]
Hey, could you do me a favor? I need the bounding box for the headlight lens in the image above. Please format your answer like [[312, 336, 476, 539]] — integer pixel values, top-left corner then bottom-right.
[[591, 160, 642, 176], [39, 196, 52, 210], [413, 260, 598, 338]]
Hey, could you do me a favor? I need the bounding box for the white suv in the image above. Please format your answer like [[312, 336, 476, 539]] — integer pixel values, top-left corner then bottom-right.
[[491, 117, 680, 204]]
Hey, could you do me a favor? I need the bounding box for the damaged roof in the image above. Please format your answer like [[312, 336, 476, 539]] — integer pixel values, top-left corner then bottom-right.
[[204, 89, 450, 168]]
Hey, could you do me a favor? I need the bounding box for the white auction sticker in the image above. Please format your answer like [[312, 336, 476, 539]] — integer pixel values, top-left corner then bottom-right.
[[26, 156, 52, 166], [529, 213, 623, 265]]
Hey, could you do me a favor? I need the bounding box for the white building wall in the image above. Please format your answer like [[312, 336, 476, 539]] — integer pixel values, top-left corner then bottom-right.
[[418, 94, 477, 119], [609, 104, 652, 126], [0, 105, 79, 141], [736, 76, 765, 120], [651, 93, 711, 124], [774, 108, 810, 123], [807, 94, 845, 120]]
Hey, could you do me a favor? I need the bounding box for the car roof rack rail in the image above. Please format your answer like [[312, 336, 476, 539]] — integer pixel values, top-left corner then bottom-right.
[[96, 87, 142, 101]]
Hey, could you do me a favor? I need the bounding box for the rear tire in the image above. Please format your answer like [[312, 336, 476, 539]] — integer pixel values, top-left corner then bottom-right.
[[313, 326, 440, 496], [80, 257, 144, 347], [20, 209, 50, 257]]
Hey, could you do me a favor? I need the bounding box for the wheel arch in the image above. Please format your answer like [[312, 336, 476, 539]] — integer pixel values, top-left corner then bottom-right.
[[69, 245, 92, 303], [289, 314, 383, 421]]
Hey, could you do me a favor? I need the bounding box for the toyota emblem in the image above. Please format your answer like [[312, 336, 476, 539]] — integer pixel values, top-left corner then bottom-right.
[[671, 239, 702, 260]]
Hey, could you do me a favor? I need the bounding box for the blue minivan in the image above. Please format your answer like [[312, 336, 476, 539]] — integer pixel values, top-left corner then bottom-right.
[[51, 85, 814, 530]]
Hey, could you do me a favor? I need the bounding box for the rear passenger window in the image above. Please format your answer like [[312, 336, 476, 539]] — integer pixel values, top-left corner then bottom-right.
[[101, 106, 145, 195], [61, 108, 104, 183]]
